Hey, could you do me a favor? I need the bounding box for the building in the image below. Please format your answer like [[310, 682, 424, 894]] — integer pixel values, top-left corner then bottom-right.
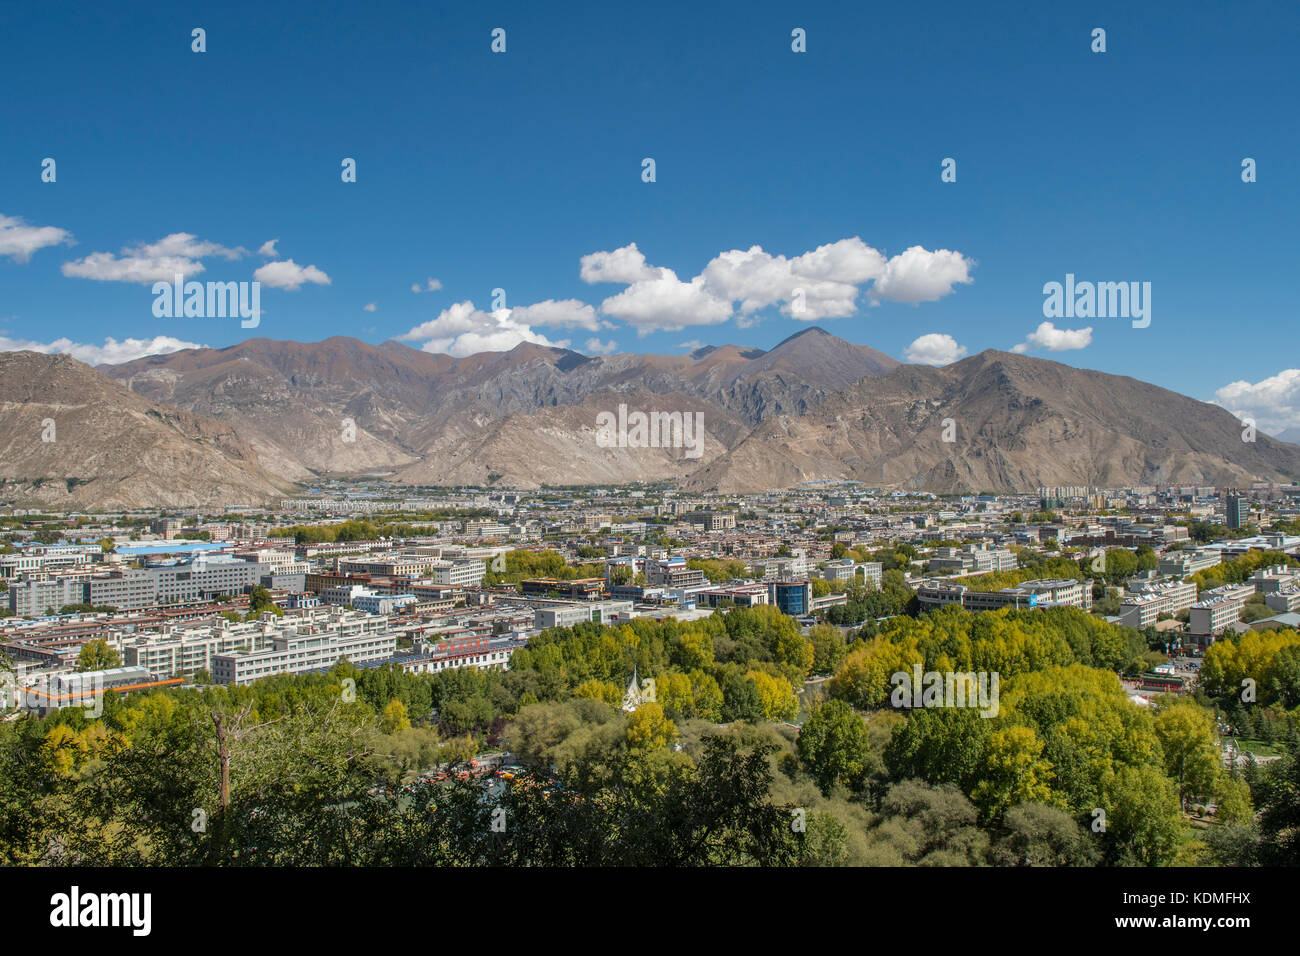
[[1156, 549, 1222, 577], [821, 560, 883, 588], [534, 599, 635, 629], [644, 557, 707, 589], [768, 580, 812, 617], [1247, 565, 1300, 594], [1018, 578, 1094, 610], [7, 577, 88, 617], [683, 510, 737, 531], [1226, 494, 1248, 529], [393, 635, 516, 676], [1119, 580, 1197, 629], [916, 582, 1037, 611], [1188, 584, 1257, 642], [429, 559, 486, 588], [210, 610, 396, 685], [696, 583, 770, 608], [86, 557, 266, 611], [520, 577, 606, 600], [1264, 587, 1300, 615]]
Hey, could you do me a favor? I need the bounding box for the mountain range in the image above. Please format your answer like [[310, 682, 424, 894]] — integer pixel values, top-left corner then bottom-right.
[[1, 327, 1296, 508]]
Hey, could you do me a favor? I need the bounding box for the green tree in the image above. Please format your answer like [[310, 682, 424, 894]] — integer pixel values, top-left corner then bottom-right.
[[797, 700, 870, 795], [77, 638, 121, 672]]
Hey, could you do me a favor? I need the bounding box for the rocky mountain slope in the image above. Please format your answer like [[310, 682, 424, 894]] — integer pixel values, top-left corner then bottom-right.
[[8, 330, 1297, 506], [105, 328, 898, 483], [685, 350, 1300, 493], [0, 352, 292, 509]]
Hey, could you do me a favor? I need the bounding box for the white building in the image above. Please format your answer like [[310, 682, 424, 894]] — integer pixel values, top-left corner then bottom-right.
[[211, 610, 396, 685], [430, 559, 487, 588]]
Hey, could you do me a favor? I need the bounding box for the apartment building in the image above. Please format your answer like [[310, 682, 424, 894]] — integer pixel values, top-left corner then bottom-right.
[[210, 610, 396, 685], [821, 559, 884, 588], [7, 577, 88, 617], [123, 620, 274, 679], [644, 557, 707, 589], [0, 546, 97, 581], [1265, 587, 1300, 615], [750, 550, 814, 581], [338, 555, 430, 577], [534, 599, 635, 629], [86, 557, 267, 611], [927, 545, 1017, 574], [430, 559, 487, 588], [1157, 549, 1223, 577], [1019, 578, 1094, 610], [393, 635, 517, 676], [1247, 565, 1300, 594], [683, 510, 737, 531], [1188, 584, 1257, 639], [1119, 580, 1197, 629]]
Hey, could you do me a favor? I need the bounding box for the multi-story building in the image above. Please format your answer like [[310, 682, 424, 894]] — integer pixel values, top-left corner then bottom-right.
[[0, 546, 95, 581], [1119, 580, 1197, 629], [768, 580, 812, 617], [86, 557, 267, 611], [392, 635, 517, 676], [683, 511, 737, 531], [1018, 578, 1093, 610], [430, 559, 486, 588], [533, 600, 635, 629], [1247, 565, 1300, 594], [750, 551, 814, 581], [1188, 583, 1257, 641], [821, 560, 883, 588], [210, 610, 396, 685], [644, 557, 707, 589], [1157, 549, 1222, 577], [696, 583, 770, 608], [1265, 587, 1300, 615], [1226, 494, 1249, 529], [7, 577, 88, 617]]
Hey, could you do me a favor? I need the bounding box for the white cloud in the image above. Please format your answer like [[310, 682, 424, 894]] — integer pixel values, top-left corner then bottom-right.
[[1212, 369, 1300, 436], [412, 278, 442, 293], [0, 214, 74, 263], [508, 298, 600, 331], [904, 333, 967, 366], [0, 334, 203, 366], [599, 268, 733, 334], [363, 303, 377, 312], [583, 338, 618, 354], [257, 239, 279, 257], [62, 232, 246, 284], [1010, 321, 1093, 353], [398, 300, 571, 357], [579, 243, 659, 284], [579, 237, 974, 333], [869, 246, 974, 304], [253, 259, 331, 290], [678, 340, 707, 351]]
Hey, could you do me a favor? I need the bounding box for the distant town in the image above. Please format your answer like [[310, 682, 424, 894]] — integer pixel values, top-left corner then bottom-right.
[[5, 479, 1299, 701]]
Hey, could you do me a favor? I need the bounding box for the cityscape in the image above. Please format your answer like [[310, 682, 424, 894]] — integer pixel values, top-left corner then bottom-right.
[[0, 0, 1293, 931]]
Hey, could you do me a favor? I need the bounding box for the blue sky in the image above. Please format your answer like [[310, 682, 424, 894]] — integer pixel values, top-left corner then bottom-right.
[[2, 0, 1298, 433]]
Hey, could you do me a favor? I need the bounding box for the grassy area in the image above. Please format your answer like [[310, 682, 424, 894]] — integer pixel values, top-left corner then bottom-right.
[[1231, 737, 1288, 758]]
